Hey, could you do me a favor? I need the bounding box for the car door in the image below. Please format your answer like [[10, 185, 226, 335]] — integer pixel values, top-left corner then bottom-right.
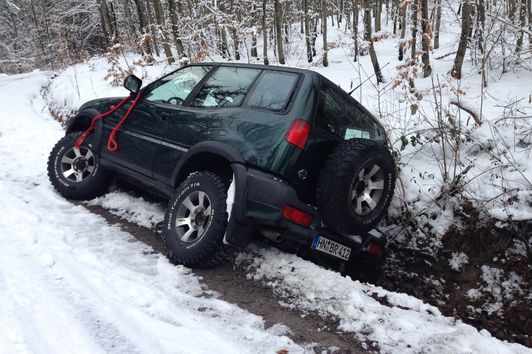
[[101, 65, 214, 178], [152, 66, 262, 184], [99, 99, 163, 177]]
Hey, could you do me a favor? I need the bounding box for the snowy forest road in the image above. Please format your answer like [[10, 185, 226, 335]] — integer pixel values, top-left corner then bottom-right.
[[0, 73, 363, 352]]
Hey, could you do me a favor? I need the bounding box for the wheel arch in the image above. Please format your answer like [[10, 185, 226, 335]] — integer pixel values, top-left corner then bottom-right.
[[65, 109, 100, 134], [171, 141, 246, 188]]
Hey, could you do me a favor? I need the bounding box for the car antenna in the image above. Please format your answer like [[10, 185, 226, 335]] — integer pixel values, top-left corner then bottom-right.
[[347, 62, 390, 96]]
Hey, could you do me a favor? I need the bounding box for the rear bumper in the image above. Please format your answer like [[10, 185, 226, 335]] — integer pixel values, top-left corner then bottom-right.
[[225, 164, 387, 259]]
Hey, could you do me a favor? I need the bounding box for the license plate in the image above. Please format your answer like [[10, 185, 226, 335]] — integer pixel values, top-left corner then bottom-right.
[[311, 235, 351, 261]]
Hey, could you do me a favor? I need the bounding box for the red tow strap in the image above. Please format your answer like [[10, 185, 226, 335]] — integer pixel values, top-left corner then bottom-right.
[[74, 91, 142, 152]]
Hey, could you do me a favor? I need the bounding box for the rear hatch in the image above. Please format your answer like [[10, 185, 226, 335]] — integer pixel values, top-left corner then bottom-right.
[[290, 77, 387, 205]]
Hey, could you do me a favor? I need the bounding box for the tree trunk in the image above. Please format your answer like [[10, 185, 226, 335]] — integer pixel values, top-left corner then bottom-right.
[[304, 0, 313, 62], [398, 0, 406, 60], [144, 0, 160, 56], [251, 1, 258, 57], [168, 0, 185, 58], [452, 1, 473, 79], [221, 27, 229, 58], [375, 0, 382, 31], [97, 0, 113, 45], [311, 17, 318, 56], [152, 0, 174, 64], [526, 0, 532, 46], [516, 0, 527, 54], [411, 0, 418, 61], [364, 0, 384, 82], [232, 26, 241, 60], [263, 0, 270, 65], [434, 0, 442, 49], [274, 0, 286, 64], [132, 0, 152, 54], [421, 0, 432, 77], [322, 0, 329, 66], [353, 0, 359, 61], [122, 0, 140, 51]]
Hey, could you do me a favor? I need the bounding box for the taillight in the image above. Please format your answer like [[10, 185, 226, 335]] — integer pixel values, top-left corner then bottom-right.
[[286, 119, 311, 149], [282, 205, 313, 227], [367, 243, 383, 256]]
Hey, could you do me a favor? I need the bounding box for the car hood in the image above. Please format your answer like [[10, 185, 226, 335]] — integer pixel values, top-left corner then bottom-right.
[[78, 96, 127, 113]]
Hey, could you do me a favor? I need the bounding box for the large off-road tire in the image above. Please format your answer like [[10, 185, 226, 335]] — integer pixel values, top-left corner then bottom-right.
[[317, 139, 396, 234], [162, 171, 232, 268], [47, 132, 113, 200]]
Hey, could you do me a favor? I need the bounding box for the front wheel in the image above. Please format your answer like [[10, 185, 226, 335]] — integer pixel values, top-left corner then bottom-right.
[[47, 132, 113, 200], [162, 171, 232, 268]]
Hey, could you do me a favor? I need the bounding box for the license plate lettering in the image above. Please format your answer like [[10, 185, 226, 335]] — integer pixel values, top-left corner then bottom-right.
[[311, 235, 351, 261]]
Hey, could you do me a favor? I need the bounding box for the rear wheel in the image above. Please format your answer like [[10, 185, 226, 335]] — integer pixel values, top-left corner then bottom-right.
[[317, 139, 396, 234], [163, 171, 232, 268]]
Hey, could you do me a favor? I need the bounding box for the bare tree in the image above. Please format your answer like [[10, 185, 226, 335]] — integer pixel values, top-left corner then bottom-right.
[[434, 0, 442, 49], [452, 1, 474, 79], [364, 0, 384, 82], [421, 0, 432, 76], [322, 0, 329, 66], [303, 0, 313, 62], [168, 0, 185, 58], [263, 0, 270, 65], [152, 0, 174, 64], [274, 0, 286, 64]]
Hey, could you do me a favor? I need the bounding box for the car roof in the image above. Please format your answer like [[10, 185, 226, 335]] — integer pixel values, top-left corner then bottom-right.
[[192, 62, 320, 76]]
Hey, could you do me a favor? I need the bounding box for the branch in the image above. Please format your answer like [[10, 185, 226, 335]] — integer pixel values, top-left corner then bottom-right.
[[485, 13, 532, 36], [450, 99, 482, 126]]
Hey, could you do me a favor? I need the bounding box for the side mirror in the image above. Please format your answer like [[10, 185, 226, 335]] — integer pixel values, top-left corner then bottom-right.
[[124, 75, 142, 94]]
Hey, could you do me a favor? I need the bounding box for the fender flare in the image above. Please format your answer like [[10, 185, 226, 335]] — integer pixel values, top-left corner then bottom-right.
[[170, 141, 246, 187], [65, 109, 104, 150]]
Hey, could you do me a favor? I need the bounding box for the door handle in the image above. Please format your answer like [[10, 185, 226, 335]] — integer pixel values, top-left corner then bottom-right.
[[160, 112, 171, 121]]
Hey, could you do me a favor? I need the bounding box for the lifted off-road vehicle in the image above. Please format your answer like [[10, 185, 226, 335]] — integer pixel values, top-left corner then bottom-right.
[[48, 63, 396, 268]]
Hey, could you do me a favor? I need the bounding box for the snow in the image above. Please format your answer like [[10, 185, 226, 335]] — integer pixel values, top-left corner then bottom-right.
[[449, 252, 469, 271], [0, 73, 303, 353], [237, 248, 530, 354], [87, 191, 165, 229], [80, 178, 531, 354]]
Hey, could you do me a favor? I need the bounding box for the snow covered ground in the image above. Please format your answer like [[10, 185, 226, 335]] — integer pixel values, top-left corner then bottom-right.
[[0, 73, 304, 354], [86, 189, 531, 354]]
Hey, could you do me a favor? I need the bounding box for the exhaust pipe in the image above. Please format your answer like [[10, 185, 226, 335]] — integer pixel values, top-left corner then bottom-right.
[[261, 229, 283, 243]]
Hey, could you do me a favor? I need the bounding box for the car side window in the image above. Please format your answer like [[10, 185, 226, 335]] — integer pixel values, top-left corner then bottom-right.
[[145, 66, 212, 106], [190, 67, 260, 108], [316, 83, 385, 141], [246, 71, 299, 111]]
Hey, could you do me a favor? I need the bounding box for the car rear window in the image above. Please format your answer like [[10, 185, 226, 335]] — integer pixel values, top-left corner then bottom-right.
[[190, 67, 260, 108], [316, 82, 385, 141], [246, 71, 299, 111]]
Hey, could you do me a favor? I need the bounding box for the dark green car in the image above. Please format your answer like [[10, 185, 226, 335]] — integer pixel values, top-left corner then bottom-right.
[[48, 62, 396, 268]]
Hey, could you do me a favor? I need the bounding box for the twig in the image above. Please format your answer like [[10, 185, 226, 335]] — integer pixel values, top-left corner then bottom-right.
[[450, 100, 482, 126]]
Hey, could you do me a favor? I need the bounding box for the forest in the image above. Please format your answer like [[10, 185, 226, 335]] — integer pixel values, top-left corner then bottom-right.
[[1, 0, 530, 81]]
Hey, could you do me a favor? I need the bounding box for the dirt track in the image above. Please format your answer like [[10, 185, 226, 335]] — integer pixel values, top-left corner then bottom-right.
[[83, 203, 372, 353]]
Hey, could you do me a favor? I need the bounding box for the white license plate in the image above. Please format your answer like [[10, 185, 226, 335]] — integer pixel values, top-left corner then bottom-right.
[[311, 235, 351, 261]]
